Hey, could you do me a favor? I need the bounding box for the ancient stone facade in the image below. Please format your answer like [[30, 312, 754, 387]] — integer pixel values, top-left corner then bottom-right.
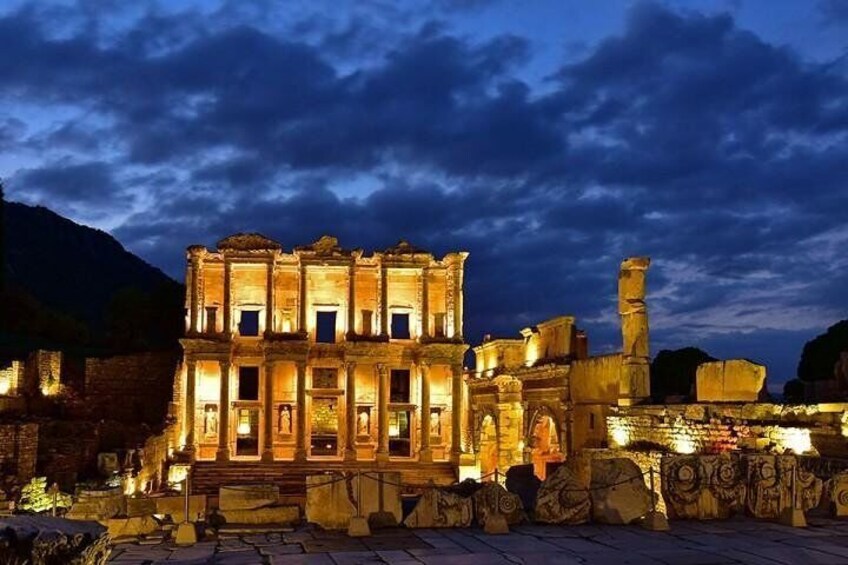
[[177, 233, 468, 466], [467, 258, 649, 480]]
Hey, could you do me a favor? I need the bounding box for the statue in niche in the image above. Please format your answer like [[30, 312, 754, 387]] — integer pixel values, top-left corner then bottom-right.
[[357, 408, 370, 436], [204, 404, 218, 436], [277, 405, 292, 435], [430, 409, 441, 436]]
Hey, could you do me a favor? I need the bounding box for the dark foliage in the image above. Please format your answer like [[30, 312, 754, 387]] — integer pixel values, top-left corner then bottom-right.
[[650, 347, 717, 402], [783, 378, 805, 403], [797, 320, 848, 382]]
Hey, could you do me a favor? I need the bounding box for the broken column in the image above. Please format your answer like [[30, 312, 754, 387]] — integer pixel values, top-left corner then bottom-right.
[[619, 257, 651, 405]]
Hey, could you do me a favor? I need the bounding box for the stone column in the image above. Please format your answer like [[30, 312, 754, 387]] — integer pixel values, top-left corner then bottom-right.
[[618, 256, 651, 405], [298, 264, 307, 334], [223, 259, 233, 337], [295, 361, 307, 462], [421, 267, 429, 338], [347, 264, 356, 337], [185, 359, 197, 457], [450, 363, 463, 463], [376, 364, 389, 462], [419, 362, 432, 462], [188, 259, 198, 335], [455, 259, 465, 339], [380, 264, 388, 336], [264, 259, 275, 337], [262, 360, 275, 462], [216, 360, 231, 462], [344, 361, 357, 461]]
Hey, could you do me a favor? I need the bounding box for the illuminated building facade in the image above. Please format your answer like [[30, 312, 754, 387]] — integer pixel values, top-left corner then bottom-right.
[[177, 233, 469, 466]]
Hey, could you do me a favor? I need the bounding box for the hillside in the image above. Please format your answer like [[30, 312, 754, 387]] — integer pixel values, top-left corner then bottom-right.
[[1, 201, 184, 356]]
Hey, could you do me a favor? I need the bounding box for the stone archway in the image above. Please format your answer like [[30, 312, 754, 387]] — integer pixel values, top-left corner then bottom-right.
[[527, 408, 564, 480]]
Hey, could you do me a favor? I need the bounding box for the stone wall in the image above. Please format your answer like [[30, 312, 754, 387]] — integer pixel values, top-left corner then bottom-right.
[[0, 423, 38, 483], [85, 350, 180, 424], [608, 402, 848, 458], [0, 362, 23, 395]]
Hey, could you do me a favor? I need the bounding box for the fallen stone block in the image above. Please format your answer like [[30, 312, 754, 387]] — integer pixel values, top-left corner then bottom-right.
[[106, 515, 161, 538], [153, 494, 207, 523], [534, 464, 590, 525], [220, 505, 300, 526], [590, 458, 652, 525], [403, 488, 472, 528], [219, 484, 279, 511]]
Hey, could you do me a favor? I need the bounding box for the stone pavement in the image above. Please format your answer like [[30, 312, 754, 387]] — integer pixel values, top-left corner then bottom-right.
[[108, 517, 848, 564]]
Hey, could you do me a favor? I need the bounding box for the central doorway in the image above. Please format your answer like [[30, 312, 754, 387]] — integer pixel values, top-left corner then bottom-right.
[[235, 407, 260, 457], [310, 397, 339, 456]]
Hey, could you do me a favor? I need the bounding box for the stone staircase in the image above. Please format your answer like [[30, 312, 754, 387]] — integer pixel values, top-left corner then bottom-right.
[[189, 461, 457, 498]]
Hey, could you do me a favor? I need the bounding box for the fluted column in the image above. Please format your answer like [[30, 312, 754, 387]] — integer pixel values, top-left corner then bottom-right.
[[379, 265, 388, 336], [347, 264, 356, 337], [419, 362, 432, 462], [450, 363, 463, 463], [295, 361, 307, 462], [421, 267, 429, 338], [223, 259, 233, 337], [187, 263, 197, 334], [262, 360, 275, 462], [216, 360, 231, 462], [185, 359, 197, 458], [344, 361, 357, 461], [264, 259, 275, 337], [376, 364, 389, 462], [298, 264, 307, 334]]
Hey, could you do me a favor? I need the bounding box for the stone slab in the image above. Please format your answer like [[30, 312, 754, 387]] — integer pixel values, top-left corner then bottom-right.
[[220, 484, 279, 510]]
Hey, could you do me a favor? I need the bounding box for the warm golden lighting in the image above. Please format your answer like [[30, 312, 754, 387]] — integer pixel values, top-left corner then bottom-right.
[[673, 436, 696, 454], [609, 420, 630, 448], [777, 427, 812, 454], [237, 421, 251, 435], [0, 379, 10, 395], [389, 424, 399, 437]]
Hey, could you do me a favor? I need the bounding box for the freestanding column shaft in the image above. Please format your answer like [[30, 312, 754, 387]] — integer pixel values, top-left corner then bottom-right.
[[618, 256, 651, 405]]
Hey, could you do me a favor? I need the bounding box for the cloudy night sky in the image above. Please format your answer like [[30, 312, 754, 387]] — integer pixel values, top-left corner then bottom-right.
[[2, 0, 847, 387]]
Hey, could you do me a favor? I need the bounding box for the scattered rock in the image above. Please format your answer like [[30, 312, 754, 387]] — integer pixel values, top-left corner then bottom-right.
[[590, 458, 652, 525], [66, 487, 124, 521], [472, 482, 524, 527], [0, 515, 110, 564], [534, 464, 590, 525], [403, 488, 473, 528], [106, 515, 161, 537], [305, 474, 355, 530], [505, 464, 541, 513], [219, 484, 278, 511]]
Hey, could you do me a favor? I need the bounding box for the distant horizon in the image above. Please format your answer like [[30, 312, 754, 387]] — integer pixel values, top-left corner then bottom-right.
[[7, 197, 840, 388], [3, 1, 847, 387]]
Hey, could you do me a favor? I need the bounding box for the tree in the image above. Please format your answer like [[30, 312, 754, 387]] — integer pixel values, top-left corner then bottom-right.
[[783, 379, 805, 403], [797, 320, 848, 382], [650, 347, 716, 401]]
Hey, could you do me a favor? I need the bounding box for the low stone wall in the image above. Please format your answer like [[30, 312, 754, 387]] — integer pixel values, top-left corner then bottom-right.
[[608, 402, 848, 458], [84, 350, 180, 424], [0, 423, 38, 482]]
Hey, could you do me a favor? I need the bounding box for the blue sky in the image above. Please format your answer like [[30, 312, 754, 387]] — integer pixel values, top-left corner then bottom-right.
[[2, 0, 847, 387]]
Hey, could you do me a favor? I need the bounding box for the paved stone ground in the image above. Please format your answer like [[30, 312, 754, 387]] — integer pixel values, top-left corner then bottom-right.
[[108, 517, 848, 564]]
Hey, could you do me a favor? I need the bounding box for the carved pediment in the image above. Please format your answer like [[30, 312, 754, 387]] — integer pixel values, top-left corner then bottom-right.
[[217, 233, 282, 252], [384, 239, 429, 256], [296, 235, 351, 257]]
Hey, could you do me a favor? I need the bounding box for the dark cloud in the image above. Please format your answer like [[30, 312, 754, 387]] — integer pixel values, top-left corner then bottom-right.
[[2, 1, 847, 383]]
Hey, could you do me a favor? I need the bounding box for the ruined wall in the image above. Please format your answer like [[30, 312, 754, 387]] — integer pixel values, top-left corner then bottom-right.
[[570, 354, 621, 403], [0, 361, 23, 395], [695, 359, 767, 403], [85, 350, 180, 424], [0, 423, 38, 483], [608, 402, 848, 458]]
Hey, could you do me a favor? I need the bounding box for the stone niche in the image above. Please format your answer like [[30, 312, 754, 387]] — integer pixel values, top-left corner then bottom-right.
[[695, 359, 766, 403]]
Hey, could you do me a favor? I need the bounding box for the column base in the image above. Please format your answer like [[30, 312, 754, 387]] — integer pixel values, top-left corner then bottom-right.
[[261, 449, 275, 463], [418, 448, 432, 463], [215, 448, 230, 462], [375, 450, 389, 464], [183, 445, 197, 463], [294, 448, 307, 463], [344, 448, 357, 462]]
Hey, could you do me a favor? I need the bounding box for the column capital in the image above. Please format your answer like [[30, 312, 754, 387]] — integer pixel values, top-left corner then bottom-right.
[[376, 363, 388, 377], [345, 361, 357, 373]]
